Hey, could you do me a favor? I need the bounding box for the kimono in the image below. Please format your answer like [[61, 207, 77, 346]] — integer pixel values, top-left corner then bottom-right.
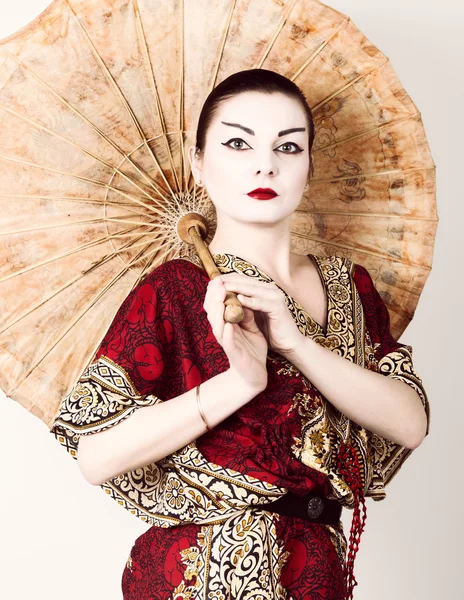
[[50, 252, 430, 600]]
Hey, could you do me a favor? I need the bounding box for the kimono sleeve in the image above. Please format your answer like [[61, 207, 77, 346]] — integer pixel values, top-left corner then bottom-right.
[[50, 274, 167, 460], [353, 264, 431, 499]]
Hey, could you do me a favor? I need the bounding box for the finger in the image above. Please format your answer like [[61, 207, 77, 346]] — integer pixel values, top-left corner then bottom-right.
[[237, 305, 260, 333], [202, 283, 210, 312], [223, 280, 279, 311], [236, 291, 281, 317], [222, 321, 235, 352], [203, 278, 224, 314], [252, 309, 266, 333], [208, 279, 228, 342], [223, 278, 275, 296]]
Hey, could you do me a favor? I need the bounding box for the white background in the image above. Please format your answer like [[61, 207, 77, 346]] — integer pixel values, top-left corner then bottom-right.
[[0, 1, 460, 598]]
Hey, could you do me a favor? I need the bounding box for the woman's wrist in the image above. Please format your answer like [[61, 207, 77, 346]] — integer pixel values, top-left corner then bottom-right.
[[224, 367, 267, 397], [196, 384, 211, 431], [194, 369, 265, 433]]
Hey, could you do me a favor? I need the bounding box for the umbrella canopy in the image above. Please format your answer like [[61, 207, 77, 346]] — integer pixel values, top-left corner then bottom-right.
[[0, 0, 437, 427]]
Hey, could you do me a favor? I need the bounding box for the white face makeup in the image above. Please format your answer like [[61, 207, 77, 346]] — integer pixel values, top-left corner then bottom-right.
[[189, 91, 310, 226]]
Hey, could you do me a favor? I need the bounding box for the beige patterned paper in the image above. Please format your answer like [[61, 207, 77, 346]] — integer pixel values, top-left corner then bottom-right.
[[0, 0, 436, 425]]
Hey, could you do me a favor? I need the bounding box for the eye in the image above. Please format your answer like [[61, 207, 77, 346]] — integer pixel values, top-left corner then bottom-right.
[[277, 142, 304, 154], [222, 138, 251, 151], [222, 138, 304, 154]]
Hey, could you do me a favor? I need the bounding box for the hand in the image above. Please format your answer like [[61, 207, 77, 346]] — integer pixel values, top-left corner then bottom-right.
[[218, 273, 304, 356], [203, 276, 268, 392]]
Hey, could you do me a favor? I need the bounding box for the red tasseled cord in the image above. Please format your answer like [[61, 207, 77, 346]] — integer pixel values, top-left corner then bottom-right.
[[336, 441, 368, 599]]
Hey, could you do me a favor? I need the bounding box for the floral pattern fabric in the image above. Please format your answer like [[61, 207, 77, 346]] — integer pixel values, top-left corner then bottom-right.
[[51, 252, 430, 599]]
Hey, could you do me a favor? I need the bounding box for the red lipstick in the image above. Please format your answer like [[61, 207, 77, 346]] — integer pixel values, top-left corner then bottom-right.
[[247, 188, 278, 200]]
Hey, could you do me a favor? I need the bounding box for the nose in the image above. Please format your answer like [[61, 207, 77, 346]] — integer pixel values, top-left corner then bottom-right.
[[254, 149, 279, 177]]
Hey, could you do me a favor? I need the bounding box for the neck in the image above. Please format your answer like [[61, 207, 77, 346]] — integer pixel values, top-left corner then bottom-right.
[[207, 215, 299, 283]]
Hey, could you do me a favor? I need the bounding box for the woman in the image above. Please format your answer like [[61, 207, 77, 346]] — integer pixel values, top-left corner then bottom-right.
[[51, 69, 430, 599]]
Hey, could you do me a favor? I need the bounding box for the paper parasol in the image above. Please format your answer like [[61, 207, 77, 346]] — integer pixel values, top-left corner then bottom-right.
[[0, 0, 437, 427]]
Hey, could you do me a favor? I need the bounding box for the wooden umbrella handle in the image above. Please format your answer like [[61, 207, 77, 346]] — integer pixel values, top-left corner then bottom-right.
[[177, 213, 244, 324]]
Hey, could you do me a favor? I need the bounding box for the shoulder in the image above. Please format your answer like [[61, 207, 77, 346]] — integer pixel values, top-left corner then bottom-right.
[[316, 254, 401, 348], [129, 257, 208, 297], [351, 261, 376, 295], [310, 252, 363, 284], [345, 258, 379, 314], [320, 253, 381, 326], [95, 258, 208, 366], [138, 256, 202, 283]]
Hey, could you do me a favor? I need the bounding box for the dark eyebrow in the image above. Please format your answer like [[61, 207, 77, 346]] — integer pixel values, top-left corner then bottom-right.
[[220, 121, 306, 137]]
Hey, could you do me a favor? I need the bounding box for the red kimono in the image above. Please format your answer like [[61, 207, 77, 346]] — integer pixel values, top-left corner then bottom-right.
[[51, 252, 430, 600]]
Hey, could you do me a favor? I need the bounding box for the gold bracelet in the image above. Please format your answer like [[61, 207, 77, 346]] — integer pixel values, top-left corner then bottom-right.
[[196, 384, 211, 431]]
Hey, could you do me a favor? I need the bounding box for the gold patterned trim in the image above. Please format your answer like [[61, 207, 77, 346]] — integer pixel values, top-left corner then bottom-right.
[[51, 251, 430, 592], [365, 345, 430, 498]]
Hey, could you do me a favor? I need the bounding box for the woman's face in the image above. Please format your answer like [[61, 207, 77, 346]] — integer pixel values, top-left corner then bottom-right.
[[190, 91, 311, 225]]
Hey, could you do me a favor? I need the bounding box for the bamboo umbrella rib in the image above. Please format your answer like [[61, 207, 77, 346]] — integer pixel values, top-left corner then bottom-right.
[[290, 17, 351, 82], [112, 231, 160, 238], [0, 153, 168, 214], [310, 165, 436, 184], [10, 239, 162, 398], [62, 1, 175, 198], [173, 189, 187, 213], [0, 223, 141, 283], [314, 113, 421, 153], [183, 16, 364, 190], [0, 0, 436, 424], [180, 0, 238, 192], [199, 187, 210, 213], [1, 48, 165, 197], [208, 0, 237, 103], [378, 281, 422, 296], [385, 303, 417, 318], [196, 191, 211, 216], [290, 230, 432, 271], [187, 177, 210, 200], [133, 236, 182, 274], [178, 0, 185, 190], [0, 227, 154, 336], [89, 235, 165, 259], [103, 142, 181, 216], [157, 220, 184, 252], [311, 57, 390, 113], [152, 191, 202, 225], [168, 188, 199, 218], [131, 255, 159, 290], [29, 227, 164, 266], [293, 209, 437, 221], [0, 194, 141, 211], [79, 228, 164, 277], [198, 190, 212, 216], [0, 214, 155, 236], [105, 157, 176, 216], [131, 240, 163, 290], [191, 187, 208, 210], [184, 177, 204, 212], [0, 102, 165, 202], [133, 0, 181, 194], [255, 0, 300, 68], [129, 227, 174, 290], [104, 217, 161, 227]]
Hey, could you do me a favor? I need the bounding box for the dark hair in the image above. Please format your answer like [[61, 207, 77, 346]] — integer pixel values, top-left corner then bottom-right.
[[194, 68, 315, 182]]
